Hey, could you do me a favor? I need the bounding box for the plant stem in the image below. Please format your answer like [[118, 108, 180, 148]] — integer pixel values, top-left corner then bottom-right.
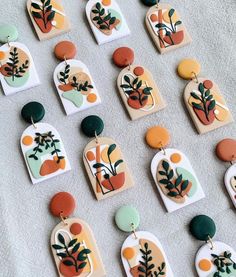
[[200, 91, 209, 121], [42, 1, 47, 29], [64, 243, 78, 272], [130, 84, 143, 106]]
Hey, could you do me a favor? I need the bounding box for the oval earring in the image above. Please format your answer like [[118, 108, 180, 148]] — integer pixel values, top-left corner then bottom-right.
[[216, 138, 236, 208], [20, 101, 71, 184], [145, 125, 205, 212], [50, 192, 106, 277], [189, 215, 236, 277], [115, 205, 174, 277], [81, 115, 134, 200]]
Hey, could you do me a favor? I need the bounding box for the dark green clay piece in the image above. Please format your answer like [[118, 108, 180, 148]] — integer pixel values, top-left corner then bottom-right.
[[81, 115, 104, 137], [21, 102, 45, 124], [141, 0, 158, 7], [189, 215, 216, 241]]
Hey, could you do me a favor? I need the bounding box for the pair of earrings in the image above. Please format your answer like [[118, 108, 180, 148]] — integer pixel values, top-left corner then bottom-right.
[[142, 0, 192, 54], [50, 192, 106, 276], [190, 214, 236, 276], [81, 115, 134, 200], [113, 46, 166, 120], [216, 138, 236, 208], [177, 58, 233, 134], [0, 24, 40, 95], [145, 125, 205, 212], [20, 101, 71, 184], [53, 40, 101, 115]]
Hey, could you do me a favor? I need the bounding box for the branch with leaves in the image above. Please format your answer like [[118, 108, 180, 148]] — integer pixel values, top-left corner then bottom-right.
[[158, 160, 189, 198], [29, 131, 64, 163], [92, 2, 116, 30], [59, 64, 70, 85], [191, 82, 216, 122], [5, 48, 29, 81], [120, 75, 152, 107], [31, 0, 55, 29], [211, 251, 236, 277], [71, 76, 93, 92], [138, 242, 166, 277], [52, 233, 91, 273]]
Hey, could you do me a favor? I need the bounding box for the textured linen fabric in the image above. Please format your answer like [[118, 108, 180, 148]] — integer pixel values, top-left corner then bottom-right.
[[0, 0, 236, 276]]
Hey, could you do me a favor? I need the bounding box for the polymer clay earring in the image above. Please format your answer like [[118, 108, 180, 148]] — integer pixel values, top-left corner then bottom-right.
[[115, 205, 174, 276], [53, 41, 101, 115], [143, 0, 191, 54], [113, 47, 166, 120], [146, 126, 205, 212], [27, 0, 71, 40], [81, 115, 134, 200], [86, 0, 130, 45], [0, 24, 40, 96], [50, 192, 106, 277], [216, 138, 236, 208], [189, 215, 236, 277], [177, 59, 233, 134], [20, 102, 71, 184]]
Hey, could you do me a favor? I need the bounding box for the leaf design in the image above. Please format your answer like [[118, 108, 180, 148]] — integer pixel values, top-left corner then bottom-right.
[[92, 2, 117, 30]]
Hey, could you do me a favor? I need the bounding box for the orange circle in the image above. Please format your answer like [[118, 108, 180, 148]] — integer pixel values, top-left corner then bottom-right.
[[22, 135, 33, 146], [86, 151, 95, 161], [70, 223, 82, 235], [198, 259, 212, 271], [123, 247, 135, 259], [177, 59, 201, 80], [54, 41, 76, 61], [145, 126, 170, 149], [102, 0, 111, 5], [87, 93, 97, 103], [170, 153, 181, 163], [0, 51, 5, 60], [150, 14, 158, 22], [50, 192, 75, 218], [134, 66, 144, 76]]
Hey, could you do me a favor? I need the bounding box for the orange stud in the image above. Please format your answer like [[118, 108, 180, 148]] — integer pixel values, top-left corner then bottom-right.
[[146, 126, 170, 149], [170, 153, 181, 163], [198, 259, 212, 271], [123, 247, 135, 260], [22, 135, 33, 146], [87, 93, 97, 103]]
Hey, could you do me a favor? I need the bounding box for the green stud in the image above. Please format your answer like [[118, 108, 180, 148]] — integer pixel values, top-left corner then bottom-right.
[[81, 115, 104, 138], [141, 0, 158, 7], [0, 24, 18, 43], [115, 205, 140, 232], [189, 215, 216, 241], [21, 102, 45, 124]]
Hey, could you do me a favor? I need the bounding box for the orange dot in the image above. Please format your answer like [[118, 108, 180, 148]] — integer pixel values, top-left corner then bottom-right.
[[170, 153, 181, 163], [0, 51, 5, 60], [150, 14, 158, 22], [102, 0, 111, 6], [22, 136, 33, 146], [145, 126, 170, 149], [123, 247, 135, 260], [87, 93, 97, 103], [134, 66, 144, 76], [198, 259, 212, 271], [86, 151, 95, 161], [70, 223, 82, 235]]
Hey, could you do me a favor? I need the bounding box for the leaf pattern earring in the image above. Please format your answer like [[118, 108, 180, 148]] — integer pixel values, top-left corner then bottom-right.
[[81, 115, 134, 200], [115, 205, 174, 276], [177, 58, 233, 134], [0, 24, 40, 96], [216, 138, 236, 208], [145, 125, 205, 212], [113, 46, 166, 120], [189, 215, 236, 277], [20, 101, 71, 184], [49, 192, 106, 276], [53, 41, 101, 115]]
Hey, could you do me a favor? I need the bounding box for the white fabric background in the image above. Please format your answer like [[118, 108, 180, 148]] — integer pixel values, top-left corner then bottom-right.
[[0, 0, 236, 276]]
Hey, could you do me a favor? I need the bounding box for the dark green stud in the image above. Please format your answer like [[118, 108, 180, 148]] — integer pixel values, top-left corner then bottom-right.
[[81, 115, 104, 138], [189, 215, 216, 241], [141, 0, 158, 7], [21, 102, 45, 124]]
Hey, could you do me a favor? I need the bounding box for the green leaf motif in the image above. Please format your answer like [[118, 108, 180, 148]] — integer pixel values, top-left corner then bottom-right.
[[107, 144, 116, 156], [32, 11, 42, 19], [77, 249, 92, 261], [31, 3, 41, 9], [208, 100, 216, 111], [168, 9, 175, 18], [68, 238, 77, 248], [47, 10, 55, 22], [63, 260, 74, 266], [72, 243, 81, 254], [192, 102, 204, 111], [52, 244, 64, 250], [58, 233, 65, 245]]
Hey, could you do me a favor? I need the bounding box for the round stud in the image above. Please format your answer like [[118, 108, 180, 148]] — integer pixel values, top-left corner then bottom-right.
[[81, 115, 104, 137], [50, 192, 76, 218], [115, 205, 140, 232], [189, 215, 216, 241], [54, 41, 77, 61], [112, 47, 134, 68], [145, 126, 170, 149], [0, 24, 18, 43], [177, 59, 201, 80], [216, 139, 236, 162], [21, 102, 45, 124], [141, 0, 157, 7]]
